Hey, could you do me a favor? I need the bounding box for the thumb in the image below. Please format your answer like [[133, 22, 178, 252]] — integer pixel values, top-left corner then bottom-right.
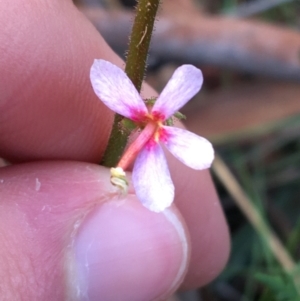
[[0, 162, 189, 301]]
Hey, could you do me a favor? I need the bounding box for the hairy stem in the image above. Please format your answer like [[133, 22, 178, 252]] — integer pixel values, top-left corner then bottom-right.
[[101, 0, 161, 167], [125, 0, 160, 92]]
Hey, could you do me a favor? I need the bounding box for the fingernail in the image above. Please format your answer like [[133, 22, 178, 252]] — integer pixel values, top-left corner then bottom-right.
[[71, 197, 189, 301]]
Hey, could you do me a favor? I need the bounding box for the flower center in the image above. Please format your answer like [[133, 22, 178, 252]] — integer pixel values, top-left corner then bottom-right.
[[117, 121, 159, 171]]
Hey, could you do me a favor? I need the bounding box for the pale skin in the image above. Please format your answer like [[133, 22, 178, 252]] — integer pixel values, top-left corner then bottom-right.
[[0, 0, 230, 300]]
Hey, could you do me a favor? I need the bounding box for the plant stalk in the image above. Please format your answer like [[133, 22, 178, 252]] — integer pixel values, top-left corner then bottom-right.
[[101, 0, 161, 167]]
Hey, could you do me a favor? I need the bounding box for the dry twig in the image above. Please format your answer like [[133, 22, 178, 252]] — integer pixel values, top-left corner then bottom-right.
[[81, 5, 300, 81]]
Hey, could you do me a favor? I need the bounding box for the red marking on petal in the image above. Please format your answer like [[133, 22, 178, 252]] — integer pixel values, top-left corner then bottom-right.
[[130, 108, 148, 122], [151, 111, 166, 122], [158, 127, 171, 143], [145, 138, 159, 151]]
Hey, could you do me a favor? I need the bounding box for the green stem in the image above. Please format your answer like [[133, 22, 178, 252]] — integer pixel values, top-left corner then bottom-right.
[[125, 0, 160, 92], [101, 0, 161, 167]]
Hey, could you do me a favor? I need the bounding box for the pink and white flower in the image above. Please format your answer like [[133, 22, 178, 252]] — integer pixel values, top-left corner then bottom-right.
[[90, 59, 214, 212]]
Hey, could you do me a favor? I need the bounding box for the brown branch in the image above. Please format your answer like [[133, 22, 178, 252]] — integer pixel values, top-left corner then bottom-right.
[[82, 7, 300, 81]]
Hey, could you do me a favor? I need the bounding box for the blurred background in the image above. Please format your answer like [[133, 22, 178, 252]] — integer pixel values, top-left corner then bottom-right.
[[75, 0, 300, 300]]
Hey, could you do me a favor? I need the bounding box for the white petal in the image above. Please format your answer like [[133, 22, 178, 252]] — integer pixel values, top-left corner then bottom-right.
[[162, 126, 214, 170], [90, 59, 148, 120], [132, 142, 174, 212], [152, 65, 203, 120]]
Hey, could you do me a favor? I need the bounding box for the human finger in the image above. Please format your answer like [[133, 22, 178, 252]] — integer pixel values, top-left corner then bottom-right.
[[0, 161, 189, 301], [0, 0, 230, 288]]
